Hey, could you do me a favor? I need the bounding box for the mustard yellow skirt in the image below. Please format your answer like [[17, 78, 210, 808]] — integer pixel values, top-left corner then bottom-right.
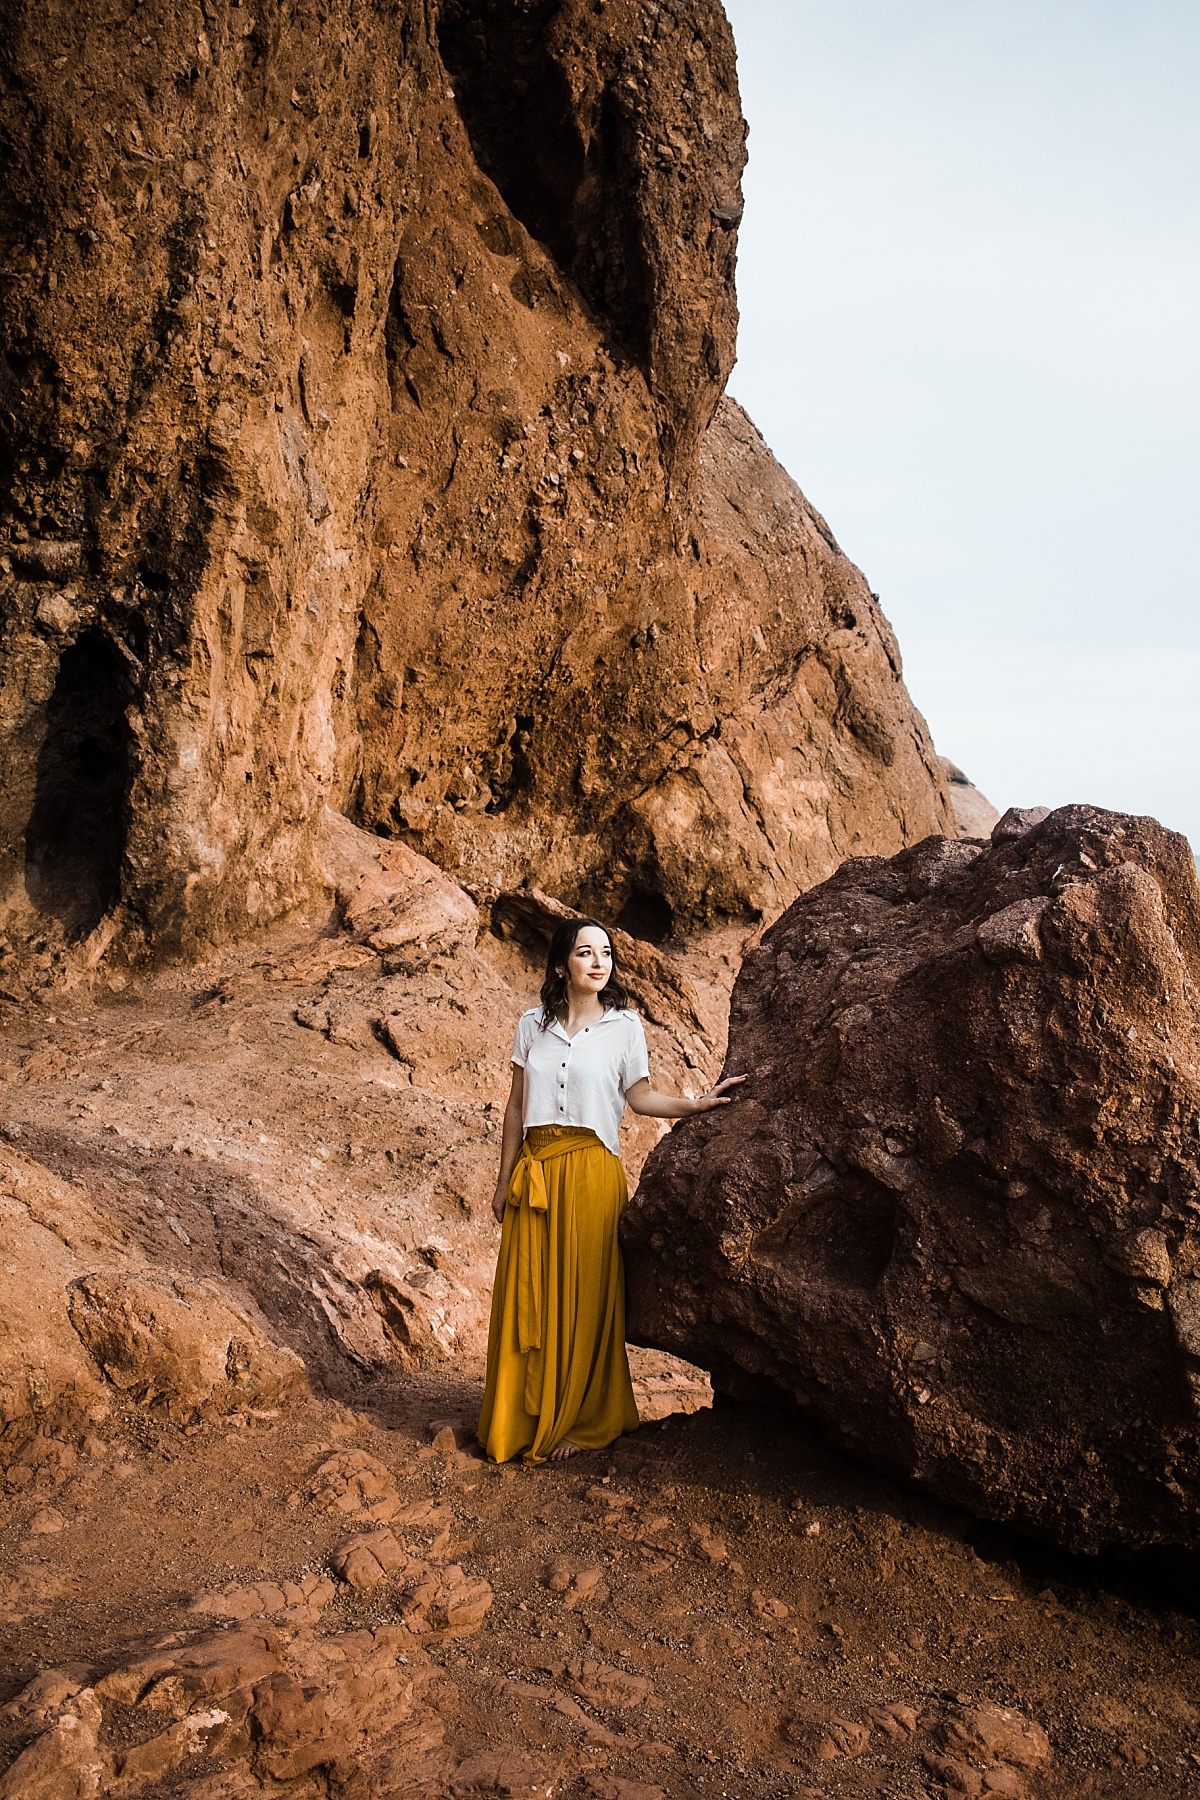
[[477, 1125, 641, 1465]]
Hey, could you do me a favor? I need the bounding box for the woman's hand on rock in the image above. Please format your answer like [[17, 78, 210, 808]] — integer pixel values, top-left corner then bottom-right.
[[690, 1074, 748, 1113]]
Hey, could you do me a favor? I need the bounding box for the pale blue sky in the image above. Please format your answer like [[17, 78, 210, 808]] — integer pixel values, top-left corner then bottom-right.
[[722, 0, 1200, 845]]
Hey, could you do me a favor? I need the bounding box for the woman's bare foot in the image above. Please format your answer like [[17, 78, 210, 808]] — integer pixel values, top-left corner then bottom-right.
[[548, 1440, 582, 1462]]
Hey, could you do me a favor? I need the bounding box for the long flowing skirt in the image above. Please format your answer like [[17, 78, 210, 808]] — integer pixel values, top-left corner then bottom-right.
[[477, 1125, 640, 1465]]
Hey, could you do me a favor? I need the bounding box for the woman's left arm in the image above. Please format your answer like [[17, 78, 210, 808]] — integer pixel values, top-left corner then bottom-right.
[[624, 1074, 747, 1119]]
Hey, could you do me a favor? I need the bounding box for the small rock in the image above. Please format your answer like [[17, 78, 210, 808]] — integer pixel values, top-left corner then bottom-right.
[[923, 1751, 983, 1796], [430, 1423, 471, 1454], [990, 806, 1051, 844], [816, 1718, 871, 1759], [750, 1588, 788, 1621], [543, 1559, 573, 1594], [307, 1448, 400, 1521], [587, 1484, 633, 1508], [28, 1506, 67, 1535], [14, 538, 83, 580], [688, 1521, 726, 1562], [1106, 1228, 1172, 1288], [977, 897, 1049, 964], [940, 1702, 1051, 1770], [332, 1528, 409, 1590], [927, 1096, 966, 1164], [563, 1567, 607, 1610], [428, 1567, 494, 1633], [35, 592, 79, 634], [567, 1656, 653, 1708], [869, 1702, 920, 1741]]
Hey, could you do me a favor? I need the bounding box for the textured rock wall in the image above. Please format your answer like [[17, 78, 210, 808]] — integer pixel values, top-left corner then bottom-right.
[[0, 0, 951, 975], [624, 805, 1200, 1552]]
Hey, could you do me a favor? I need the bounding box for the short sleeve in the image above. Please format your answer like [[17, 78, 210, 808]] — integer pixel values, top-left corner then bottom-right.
[[620, 1014, 650, 1091], [511, 1012, 534, 1068]]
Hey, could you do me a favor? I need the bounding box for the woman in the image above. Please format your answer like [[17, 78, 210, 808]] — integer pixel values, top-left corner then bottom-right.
[[477, 917, 744, 1465]]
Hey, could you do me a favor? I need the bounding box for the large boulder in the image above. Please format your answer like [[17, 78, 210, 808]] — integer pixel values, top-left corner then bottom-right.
[[624, 805, 1200, 1552]]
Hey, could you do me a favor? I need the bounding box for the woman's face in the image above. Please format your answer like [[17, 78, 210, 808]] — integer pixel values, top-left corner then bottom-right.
[[562, 926, 613, 996]]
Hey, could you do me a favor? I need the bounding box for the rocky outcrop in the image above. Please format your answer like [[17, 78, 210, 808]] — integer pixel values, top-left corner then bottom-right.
[[0, 784, 730, 1448], [0, 1142, 309, 1438], [939, 756, 1000, 839], [0, 1616, 466, 1796], [624, 805, 1200, 1552], [0, 0, 950, 978], [66, 1269, 307, 1423], [0, 1150, 113, 1437]]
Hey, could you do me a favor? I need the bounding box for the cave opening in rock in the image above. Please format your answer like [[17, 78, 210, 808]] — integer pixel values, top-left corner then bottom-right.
[[24, 629, 133, 938], [616, 886, 674, 945]]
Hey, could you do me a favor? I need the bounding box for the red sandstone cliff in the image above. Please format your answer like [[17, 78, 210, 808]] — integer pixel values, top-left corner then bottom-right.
[[0, 0, 950, 978]]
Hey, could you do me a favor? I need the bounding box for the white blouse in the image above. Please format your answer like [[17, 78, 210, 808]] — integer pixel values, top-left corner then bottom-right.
[[510, 1007, 650, 1156]]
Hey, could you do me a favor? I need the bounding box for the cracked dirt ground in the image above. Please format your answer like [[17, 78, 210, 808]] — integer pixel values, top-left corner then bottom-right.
[[0, 912, 1198, 1798]]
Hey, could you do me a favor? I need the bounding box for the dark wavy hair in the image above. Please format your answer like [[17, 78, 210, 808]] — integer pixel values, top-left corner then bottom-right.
[[539, 917, 632, 1028]]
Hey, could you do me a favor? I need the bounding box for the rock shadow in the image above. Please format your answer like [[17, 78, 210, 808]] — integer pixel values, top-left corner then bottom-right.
[[23, 629, 132, 939], [626, 1394, 1200, 1622]]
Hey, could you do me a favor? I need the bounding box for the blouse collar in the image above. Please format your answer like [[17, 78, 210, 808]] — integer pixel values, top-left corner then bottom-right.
[[547, 1008, 623, 1043]]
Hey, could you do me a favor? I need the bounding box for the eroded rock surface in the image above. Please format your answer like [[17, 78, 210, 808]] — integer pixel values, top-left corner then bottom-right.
[[66, 1269, 307, 1423], [0, 0, 949, 979], [1, 1618, 460, 1797], [625, 804, 1200, 1551]]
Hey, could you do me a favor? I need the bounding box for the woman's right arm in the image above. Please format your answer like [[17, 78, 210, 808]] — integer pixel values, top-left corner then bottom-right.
[[491, 1065, 525, 1223]]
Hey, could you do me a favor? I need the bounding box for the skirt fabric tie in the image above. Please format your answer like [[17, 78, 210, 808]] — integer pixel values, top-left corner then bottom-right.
[[477, 1125, 640, 1465]]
